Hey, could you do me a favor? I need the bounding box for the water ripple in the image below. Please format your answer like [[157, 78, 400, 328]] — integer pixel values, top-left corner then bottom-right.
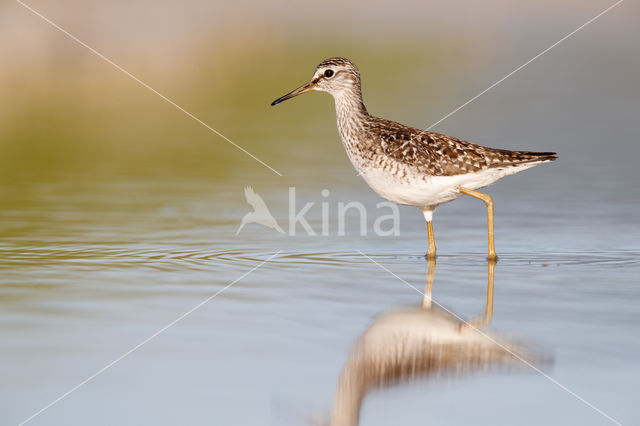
[[1, 244, 638, 270]]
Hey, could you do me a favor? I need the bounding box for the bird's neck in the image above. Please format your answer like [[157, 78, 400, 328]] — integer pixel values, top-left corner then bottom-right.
[[330, 360, 367, 426], [333, 87, 369, 150]]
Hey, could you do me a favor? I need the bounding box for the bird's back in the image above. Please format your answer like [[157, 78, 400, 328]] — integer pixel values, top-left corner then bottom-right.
[[362, 116, 557, 177]]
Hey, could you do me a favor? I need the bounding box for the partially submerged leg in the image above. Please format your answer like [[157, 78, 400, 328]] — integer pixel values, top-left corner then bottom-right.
[[422, 209, 437, 259], [459, 187, 497, 260]]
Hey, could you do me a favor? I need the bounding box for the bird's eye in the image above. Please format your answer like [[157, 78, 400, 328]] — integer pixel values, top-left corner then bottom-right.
[[324, 69, 334, 78]]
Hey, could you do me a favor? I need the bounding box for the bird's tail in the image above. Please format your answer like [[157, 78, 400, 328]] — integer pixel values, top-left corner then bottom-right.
[[517, 151, 558, 163], [489, 150, 557, 168]]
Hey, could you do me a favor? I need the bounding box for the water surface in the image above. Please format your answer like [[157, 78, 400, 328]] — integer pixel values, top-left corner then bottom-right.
[[1, 164, 639, 426]]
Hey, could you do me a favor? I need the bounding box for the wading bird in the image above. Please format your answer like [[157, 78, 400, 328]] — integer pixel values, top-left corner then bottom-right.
[[272, 58, 556, 259]]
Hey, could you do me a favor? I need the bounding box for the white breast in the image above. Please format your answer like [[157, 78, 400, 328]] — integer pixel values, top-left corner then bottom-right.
[[358, 160, 539, 209]]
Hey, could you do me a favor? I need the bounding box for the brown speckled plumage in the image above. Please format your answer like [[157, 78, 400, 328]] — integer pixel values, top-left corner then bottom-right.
[[271, 57, 557, 258], [361, 117, 557, 176], [314, 57, 557, 177]]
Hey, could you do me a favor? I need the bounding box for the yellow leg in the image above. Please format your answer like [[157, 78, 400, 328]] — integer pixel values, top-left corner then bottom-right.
[[426, 221, 437, 259], [422, 256, 436, 309], [459, 187, 497, 260]]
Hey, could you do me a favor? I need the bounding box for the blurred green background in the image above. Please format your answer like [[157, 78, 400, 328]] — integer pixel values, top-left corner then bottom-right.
[[2, 0, 637, 186]]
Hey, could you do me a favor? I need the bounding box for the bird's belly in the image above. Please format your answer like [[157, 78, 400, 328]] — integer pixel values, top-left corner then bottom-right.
[[360, 168, 458, 208], [359, 164, 521, 208]]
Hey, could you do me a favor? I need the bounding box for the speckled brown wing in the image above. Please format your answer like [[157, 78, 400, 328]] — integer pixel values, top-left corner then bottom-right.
[[371, 118, 557, 176]]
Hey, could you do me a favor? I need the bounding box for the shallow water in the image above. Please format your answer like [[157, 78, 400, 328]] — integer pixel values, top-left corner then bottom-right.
[[2, 7, 640, 422], [1, 164, 639, 426]]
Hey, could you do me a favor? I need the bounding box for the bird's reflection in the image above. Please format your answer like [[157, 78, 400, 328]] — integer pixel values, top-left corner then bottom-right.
[[329, 259, 541, 426]]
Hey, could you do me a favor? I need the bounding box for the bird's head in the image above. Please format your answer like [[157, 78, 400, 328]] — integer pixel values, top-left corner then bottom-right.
[[271, 57, 361, 106]]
